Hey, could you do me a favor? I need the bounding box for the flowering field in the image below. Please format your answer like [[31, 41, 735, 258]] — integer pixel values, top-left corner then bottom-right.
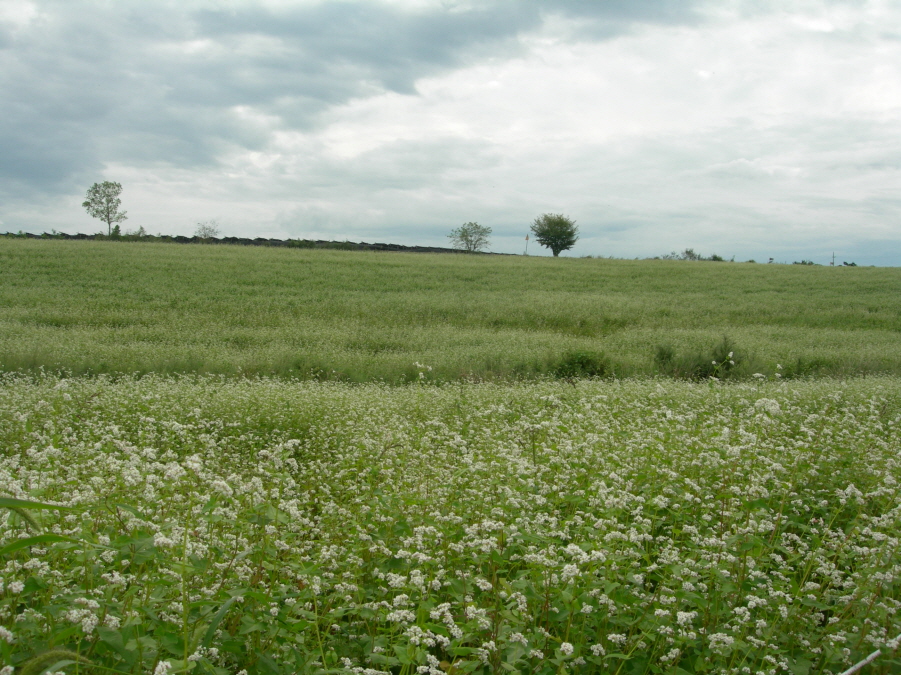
[[2, 373, 899, 674]]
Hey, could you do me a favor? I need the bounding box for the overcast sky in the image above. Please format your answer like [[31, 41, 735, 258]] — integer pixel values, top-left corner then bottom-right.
[[2, 0, 900, 264]]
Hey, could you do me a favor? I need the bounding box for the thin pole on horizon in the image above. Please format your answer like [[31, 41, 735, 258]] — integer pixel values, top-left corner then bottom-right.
[[524, 234, 529, 256]]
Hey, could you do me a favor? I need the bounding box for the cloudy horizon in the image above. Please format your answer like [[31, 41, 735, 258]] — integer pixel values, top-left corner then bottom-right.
[[2, 0, 900, 264]]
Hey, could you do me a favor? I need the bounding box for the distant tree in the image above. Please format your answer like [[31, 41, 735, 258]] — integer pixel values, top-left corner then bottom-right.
[[125, 225, 148, 238], [448, 222, 491, 253], [82, 181, 127, 236], [530, 213, 578, 257], [195, 220, 220, 241]]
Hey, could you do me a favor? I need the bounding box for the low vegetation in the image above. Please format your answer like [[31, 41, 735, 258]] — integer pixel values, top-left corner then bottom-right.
[[1, 374, 899, 674], [2, 239, 899, 674], [1, 239, 899, 381]]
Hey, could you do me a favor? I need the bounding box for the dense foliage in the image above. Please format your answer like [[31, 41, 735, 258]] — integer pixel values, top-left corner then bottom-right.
[[530, 215, 579, 257]]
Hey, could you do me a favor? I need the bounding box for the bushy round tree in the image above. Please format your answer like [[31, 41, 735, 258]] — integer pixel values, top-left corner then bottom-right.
[[530, 213, 578, 257]]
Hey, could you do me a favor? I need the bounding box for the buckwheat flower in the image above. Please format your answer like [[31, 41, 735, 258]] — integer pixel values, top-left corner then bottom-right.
[[1, 666, 13, 675], [559, 642, 574, 656], [474, 577, 493, 591], [529, 650, 544, 659], [0, 626, 14, 643], [754, 399, 781, 415], [676, 611, 697, 626], [154, 661, 172, 675], [8, 581, 24, 594], [709, 633, 735, 653], [561, 564, 579, 581], [509, 632, 528, 646], [385, 609, 415, 623], [153, 532, 176, 548], [660, 648, 681, 663], [590, 644, 605, 657], [608, 634, 627, 646]]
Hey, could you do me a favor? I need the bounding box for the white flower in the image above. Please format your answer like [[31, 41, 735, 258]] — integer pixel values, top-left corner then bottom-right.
[[709, 633, 735, 653], [8, 581, 24, 594], [154, 661, 172, 675], [754, 398, 781, 415], [0, 626, 14, 643], [676, 611, 697, 626], [559, 642, 574, 656], [561, 564, 580, 581], [474, 578, 493, 591], [660, 648, 681, 663]]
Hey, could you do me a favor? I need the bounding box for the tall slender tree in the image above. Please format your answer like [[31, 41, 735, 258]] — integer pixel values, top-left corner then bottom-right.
[[82, 182, 127, 236]]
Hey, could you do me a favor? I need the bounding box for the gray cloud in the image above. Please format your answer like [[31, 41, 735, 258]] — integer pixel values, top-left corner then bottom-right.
[[0, 0, 712, 203]]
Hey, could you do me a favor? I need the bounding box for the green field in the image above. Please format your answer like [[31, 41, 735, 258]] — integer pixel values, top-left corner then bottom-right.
[[1, 239, 900, 380], [2, 239, 900, 675]]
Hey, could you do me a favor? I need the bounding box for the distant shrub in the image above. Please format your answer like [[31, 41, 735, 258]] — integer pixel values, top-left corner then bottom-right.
[[195, 220, 220, 241], [654, 344, 676, 366], [323, 241, 357, 250], [657, 249, 732, 262], [554, 350, 610, 379], [780, 356, 831, 379], [654, 336, 741, 380]]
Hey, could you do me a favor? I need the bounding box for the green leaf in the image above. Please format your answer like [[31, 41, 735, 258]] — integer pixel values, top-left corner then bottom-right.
[[112, 502, 143, 518], [0, 533, 78, 556], [393, 644, 412, 665], [201, 596, 239, 649], [239, 620, 266, 635], [20, 650, 92, 675], [0, 497, 73, 510]]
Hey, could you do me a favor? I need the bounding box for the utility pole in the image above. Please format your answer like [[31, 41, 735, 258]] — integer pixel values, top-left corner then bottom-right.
[[831, 252, 835, 266], [524, 234, 529, 256]]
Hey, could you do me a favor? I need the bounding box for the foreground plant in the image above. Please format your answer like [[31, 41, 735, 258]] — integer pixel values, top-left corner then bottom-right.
[[0, 374, 899, 674]]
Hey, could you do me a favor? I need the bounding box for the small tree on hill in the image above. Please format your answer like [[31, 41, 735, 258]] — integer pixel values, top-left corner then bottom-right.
[[530, 213, 578, 257], [82, 181, 127, 236], [448, 222, 492, 253], [195, 220, 220, 241]]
